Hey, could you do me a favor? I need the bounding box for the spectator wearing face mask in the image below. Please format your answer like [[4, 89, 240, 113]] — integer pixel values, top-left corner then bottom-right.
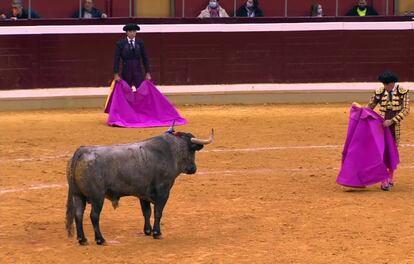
[[310, 3, 323, 17], [198, 0, 229, 18], [236, 0, 263, 17]]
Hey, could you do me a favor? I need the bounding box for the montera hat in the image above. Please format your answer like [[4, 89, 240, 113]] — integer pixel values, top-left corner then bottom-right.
[[123, 24, 140, 32], [378, 71, 398, 84]]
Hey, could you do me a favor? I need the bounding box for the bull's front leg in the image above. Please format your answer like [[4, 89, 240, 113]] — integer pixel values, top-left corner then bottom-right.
[[139, 199, 152, 235], [153, 192, 170, 239]]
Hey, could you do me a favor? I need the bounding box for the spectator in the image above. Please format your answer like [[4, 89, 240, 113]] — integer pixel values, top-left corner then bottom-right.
[[346, 0, 378, 16], [310, 3, 323, 17], [73, 0, 107, 19], [0, 0, 40, 20], [198, 0, 229, 18], [236, 0, 263, 17]]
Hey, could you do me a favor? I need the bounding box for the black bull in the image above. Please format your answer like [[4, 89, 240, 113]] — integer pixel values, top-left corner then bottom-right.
[[65, 129, 214, 245]]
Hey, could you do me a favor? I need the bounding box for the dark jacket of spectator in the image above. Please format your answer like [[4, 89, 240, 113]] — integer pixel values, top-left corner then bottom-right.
[[236, 1, 263, 17], [73, 7, 103, 18], [236, 5, 263, 17], [346, 6, 378, 16], [6, 8, 40, 19]]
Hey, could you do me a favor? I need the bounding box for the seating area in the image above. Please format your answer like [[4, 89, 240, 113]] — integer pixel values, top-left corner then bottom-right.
[[0, 0, 403, 19]]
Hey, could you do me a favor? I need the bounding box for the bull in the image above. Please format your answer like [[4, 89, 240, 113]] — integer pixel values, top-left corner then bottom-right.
[[65, 128, 214, 245]]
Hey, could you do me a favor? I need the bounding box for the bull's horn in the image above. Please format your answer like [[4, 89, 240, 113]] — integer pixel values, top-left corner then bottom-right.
[[191, 129, 214, 145]]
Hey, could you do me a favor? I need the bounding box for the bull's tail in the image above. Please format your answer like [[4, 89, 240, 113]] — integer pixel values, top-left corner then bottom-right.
[[65, 148, 83, 238]]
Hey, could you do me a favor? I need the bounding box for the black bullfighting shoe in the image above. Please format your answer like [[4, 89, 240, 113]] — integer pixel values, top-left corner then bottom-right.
[[381, 184, 391, 191]]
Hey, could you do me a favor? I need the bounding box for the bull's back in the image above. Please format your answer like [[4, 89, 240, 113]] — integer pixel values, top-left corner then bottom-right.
[[70, 138, 177, 198]]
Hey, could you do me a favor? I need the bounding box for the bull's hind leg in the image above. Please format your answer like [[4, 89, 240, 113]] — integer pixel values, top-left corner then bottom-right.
[[74, 195, 88, 245], [153, 192, 170, 239], [90, 198, 106, 245], [139, 199, 152, 235]]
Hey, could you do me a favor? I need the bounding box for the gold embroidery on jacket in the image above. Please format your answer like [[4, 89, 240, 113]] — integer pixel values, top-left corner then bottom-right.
[[367, 86, 410, 145]]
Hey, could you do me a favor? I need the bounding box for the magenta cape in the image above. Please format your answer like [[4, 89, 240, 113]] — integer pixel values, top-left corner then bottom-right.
[[104, 80, 187, 128], [336, 104, 399, 188]]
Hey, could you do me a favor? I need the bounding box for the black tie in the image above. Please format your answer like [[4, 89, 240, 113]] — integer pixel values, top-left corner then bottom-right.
[[129, 40, 134, 51]]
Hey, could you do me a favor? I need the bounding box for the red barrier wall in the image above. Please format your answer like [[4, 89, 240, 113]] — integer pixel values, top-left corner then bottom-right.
[[0, 17, 412, 90]]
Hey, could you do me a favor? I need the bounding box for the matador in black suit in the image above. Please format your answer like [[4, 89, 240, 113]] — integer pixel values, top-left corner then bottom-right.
[[113, 23, 151, 88]]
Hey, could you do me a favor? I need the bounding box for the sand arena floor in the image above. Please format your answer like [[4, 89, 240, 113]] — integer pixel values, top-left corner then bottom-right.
[[1, 104, 414, 264]]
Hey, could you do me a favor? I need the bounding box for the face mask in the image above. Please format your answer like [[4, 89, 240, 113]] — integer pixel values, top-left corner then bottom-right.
[[317, 7, 323, 15], [246, 2, 253, 8], [358, 5, 367, 10], [209, 2, 218, 8]]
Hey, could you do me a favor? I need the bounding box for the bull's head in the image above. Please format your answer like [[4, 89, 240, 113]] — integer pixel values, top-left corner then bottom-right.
[[174, 129, 214, 174]]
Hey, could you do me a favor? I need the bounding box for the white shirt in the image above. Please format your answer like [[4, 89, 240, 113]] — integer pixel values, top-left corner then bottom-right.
[[127, 37, 135, 47], [83, 12, 92, 19], [392, 83, 398, 93]]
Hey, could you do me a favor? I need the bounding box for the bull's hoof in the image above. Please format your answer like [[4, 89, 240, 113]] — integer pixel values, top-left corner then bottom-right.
[[96, 239, 107, 246], [144, 227, 152, 236], [153, 231, 162, 239], [78, 239, 88, 246]]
